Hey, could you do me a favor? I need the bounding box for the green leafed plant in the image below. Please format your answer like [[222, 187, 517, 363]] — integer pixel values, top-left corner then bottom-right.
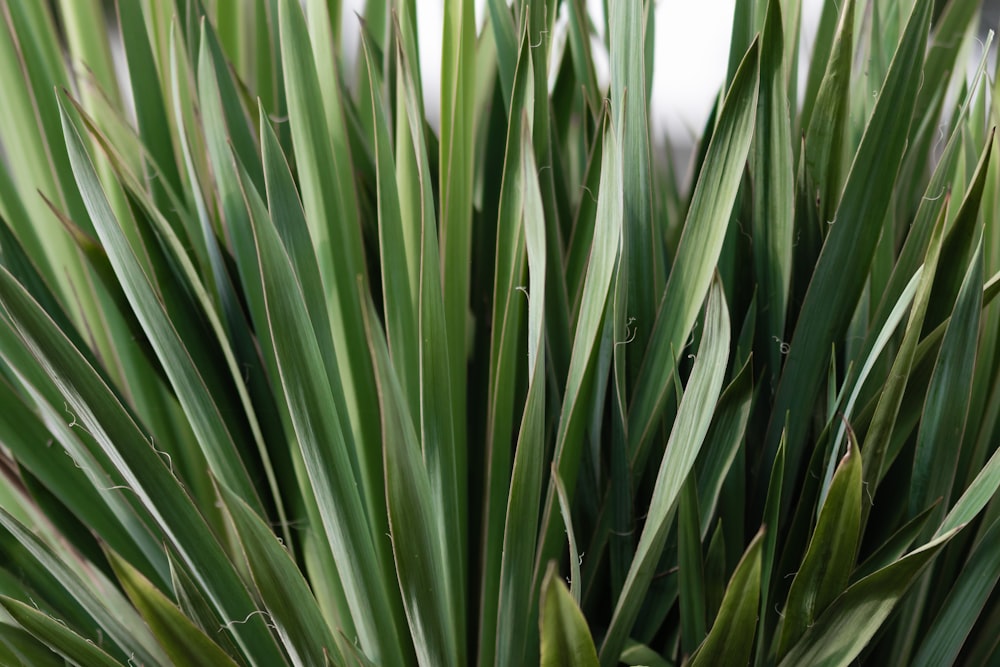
[[1, 0, 1000, 665]]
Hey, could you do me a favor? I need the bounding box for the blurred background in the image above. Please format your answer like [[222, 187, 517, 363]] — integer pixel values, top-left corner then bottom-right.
[[337, 0, 1000, 178]]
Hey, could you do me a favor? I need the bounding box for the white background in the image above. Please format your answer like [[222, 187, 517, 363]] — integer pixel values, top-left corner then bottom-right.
[[341, 1, 824, 148]]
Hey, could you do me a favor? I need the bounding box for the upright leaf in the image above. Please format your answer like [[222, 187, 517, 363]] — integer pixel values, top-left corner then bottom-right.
[[689, 529, 764, 667], [600, 279, 731, 666], [764, 0, 933, 505], [539, 563, 599, 667]]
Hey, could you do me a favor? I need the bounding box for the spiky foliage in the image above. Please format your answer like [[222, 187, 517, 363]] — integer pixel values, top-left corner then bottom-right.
[[1, 0, 999, 665]]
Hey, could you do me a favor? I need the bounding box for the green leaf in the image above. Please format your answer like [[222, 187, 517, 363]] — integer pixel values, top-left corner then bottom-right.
[[753, 0, 795, 385], [0, 267, 287, 666], [535, 112, 622, 599], [600, 277, 731, 666], [778, 433, 863, 658], [629, 39, 758, 458], [0, 508, 165, 665], [365, 301, 458, 667], [689, 528, 764, 667], [777, 526, 961, 667], [115, 0, 184, 210], [0, 623, 64, 667], [539, 562, 599, 667], [107, 550, 241, 667], [610, 0, 659, 370], [821, 264, 923, 506], [0, 598, 123, 667], [478, 21, 536, 665], [694, 357, 754, 537], [852, 503, 938, 582], [439, 0, 476, 457], [796, 0, 853, 274], [277, 0, 382, 525], [247, 146, 407, 665], [496, 114, 548, 667], [861, 197, 949, 501], [909, 237, 984, 525], [764, 0, 933, 504], [756, 429, 786, 666], [219, 486, 345, 667], [911, 515, 1000, 667], [59, 101, 266, 516], [391, 21, 466, 646], [678, 474, 706, 655]]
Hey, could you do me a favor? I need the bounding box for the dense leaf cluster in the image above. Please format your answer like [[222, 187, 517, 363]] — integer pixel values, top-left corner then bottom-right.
[[0, 0, 999, 665]]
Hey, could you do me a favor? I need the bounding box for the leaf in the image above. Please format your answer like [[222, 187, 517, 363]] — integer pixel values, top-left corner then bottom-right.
[[677, 474, 706, 655], [0, 508, 165, 665], [247, 147, 407, 665], [496, 114, 548, 667], [821, 264, 922, 505], [392, 20, 466, 645], [114, 0, 183, 209], [600, 277, 731, 666], [107, 551, 241, 667], [628, 39, 758, 457], [909, 237, 984, 525], [219, 485, 346, 667], [610, 0, 659, 369], [778, 433, 863, 658], [478, 21, 536, 665], [0, 598, 123, 667], [439, 0, 476, 451], [59, 100, 266, 516], [755, 428, 786, 666], [695, 357, 754, 537], [777, 526, 961, 667], [911, 515, 1000, 666], [277, 0, 382, 522], [364, 300, 459, 667], [535, 110, 622, 600], [0, 266, 287, 666], [0, 623, 64, 667], [852, 503, 938, 582], [689, 528, 764, 667], [860, 197, 949, 500], [539, 562, 599, 667], [753, 0, 795, 385], [764, 0, 933, 504]]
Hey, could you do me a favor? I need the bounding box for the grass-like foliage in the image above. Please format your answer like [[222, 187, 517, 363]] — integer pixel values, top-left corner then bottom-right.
[[1, 0, 1000, 664]]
